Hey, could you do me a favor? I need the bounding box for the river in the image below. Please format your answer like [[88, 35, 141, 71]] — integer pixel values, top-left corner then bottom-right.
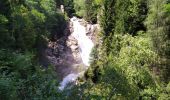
[[58, 17, 95, 90]]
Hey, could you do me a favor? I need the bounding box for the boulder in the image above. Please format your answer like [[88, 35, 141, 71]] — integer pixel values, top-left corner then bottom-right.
[[70, 45, 78, 51], [68, 35, 75, 41], [71, 40, 78, 45]]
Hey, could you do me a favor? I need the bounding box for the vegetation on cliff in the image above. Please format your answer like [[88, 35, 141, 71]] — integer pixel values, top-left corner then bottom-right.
[[0, 0, 170, 99], [68, 0, 170, 99], [0, 0, 65, 99]]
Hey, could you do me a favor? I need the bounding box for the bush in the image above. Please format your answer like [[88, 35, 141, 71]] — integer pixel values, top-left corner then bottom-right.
[[0, 49, 62, 99]]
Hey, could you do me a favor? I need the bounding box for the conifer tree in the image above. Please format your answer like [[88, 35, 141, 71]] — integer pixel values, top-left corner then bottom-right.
[[146, 0, 170, 81]]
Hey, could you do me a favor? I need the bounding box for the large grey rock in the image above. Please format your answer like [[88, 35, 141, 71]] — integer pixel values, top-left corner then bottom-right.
[[70, 45, 78, 51]]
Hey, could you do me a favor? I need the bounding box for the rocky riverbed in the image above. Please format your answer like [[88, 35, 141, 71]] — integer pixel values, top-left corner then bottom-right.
[[39, 17, 99, 90]]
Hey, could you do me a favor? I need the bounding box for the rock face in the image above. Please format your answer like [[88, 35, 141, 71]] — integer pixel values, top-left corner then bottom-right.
[[66, 34, 80, 60], [39, 16, 99, 90], [45, 33, 81, 79]]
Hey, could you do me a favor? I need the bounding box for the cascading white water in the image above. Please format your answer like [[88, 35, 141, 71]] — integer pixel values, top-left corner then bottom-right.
[[71, 17, 94, 66], [58, 73, 78, 90], [58, 17, 94, 90]]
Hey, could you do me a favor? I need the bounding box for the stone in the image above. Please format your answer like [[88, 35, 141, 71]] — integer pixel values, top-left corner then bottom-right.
[[70, 45, 78, 51], [68, 35, 75, 41], [66, 41, 72, 46], [71, 40, 78, 45]]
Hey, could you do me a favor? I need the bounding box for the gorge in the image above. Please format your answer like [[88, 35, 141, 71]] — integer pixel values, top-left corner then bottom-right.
[[1, 0, 169, 99], [42, 16, 98, 90]]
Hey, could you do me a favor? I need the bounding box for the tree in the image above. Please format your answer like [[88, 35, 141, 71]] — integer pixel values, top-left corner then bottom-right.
[[73, 0, 86, 17], [146, 0, 170, 81]]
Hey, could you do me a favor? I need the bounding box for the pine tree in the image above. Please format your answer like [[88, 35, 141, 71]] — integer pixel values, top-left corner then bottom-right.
[[146, 0, 170, 81]]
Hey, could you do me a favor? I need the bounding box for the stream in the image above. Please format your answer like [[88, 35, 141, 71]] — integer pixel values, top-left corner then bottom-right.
[[39, 16, 98, 90], [58, 17, 95, 90]]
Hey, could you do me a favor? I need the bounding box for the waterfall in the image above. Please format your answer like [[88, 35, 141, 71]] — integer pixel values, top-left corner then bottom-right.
[[58, 16, 95, 90], [58, 73, 78, 90], [71, 17, 94, 66]]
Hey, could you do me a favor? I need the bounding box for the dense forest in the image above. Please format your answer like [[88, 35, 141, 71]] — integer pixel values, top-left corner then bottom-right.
[[0, 0, 170, 100]]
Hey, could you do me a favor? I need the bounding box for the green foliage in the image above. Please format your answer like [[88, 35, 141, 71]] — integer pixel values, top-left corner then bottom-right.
[[0, 0, 11, 15], [0, 77, 17, 100], [67, 33, 161, 99], [0, 0, 170, 99], [0, 0, 66, 50], [100, 0, 116, 36], [100, 0, 147, 37], [165, 4, 170, 14], [157, 82, 170, 100], [0, 49, 61, 100], [94, 0, 103, 5], [11, 5, 37, 49], [63, 0, 75, 17], [81, 0, 170, 99], [84, 0, 99, 23], [0, 0, 66, 99], [77, 0, 170, 97], [73, 0, 86, 17], [146, 0, 170, 81], [85, 35, 156, 100], [0, 14, 14, 48]]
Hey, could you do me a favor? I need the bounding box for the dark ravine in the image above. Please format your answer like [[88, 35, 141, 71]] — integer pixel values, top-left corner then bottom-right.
[[39, 16, 99, 90]]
